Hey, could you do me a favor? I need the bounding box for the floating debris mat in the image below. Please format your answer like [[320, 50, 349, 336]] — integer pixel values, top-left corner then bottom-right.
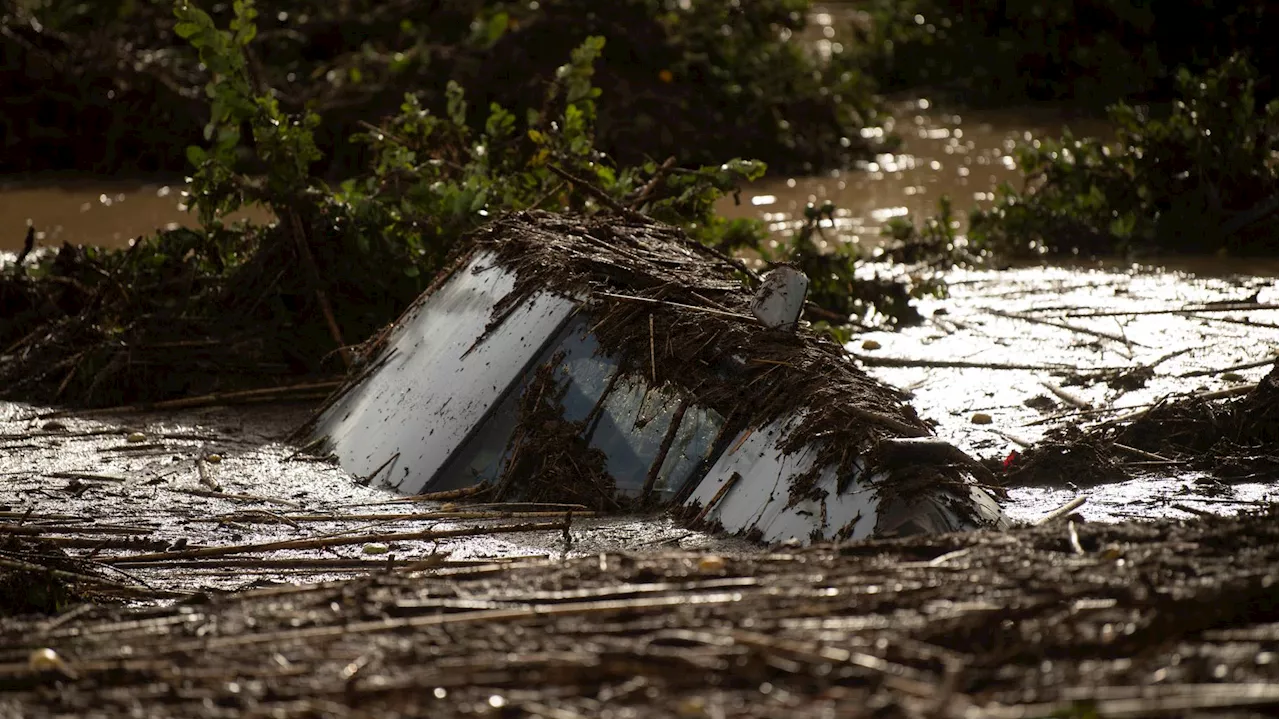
[[4, 509, 1275, 718], [303, 211, 1006, 543]]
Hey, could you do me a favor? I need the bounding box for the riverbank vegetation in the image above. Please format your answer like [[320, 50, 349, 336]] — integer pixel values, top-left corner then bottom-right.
[[1, 0, 887, 176], [856, 0, 1275, 108], [851, 0, 1277, 258], [0, 0, 920, 407], [966, 55, 1278, 258], [1, 0, 1276, 409]]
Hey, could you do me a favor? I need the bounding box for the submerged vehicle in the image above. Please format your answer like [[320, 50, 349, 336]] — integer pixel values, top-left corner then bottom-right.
[[302, 211, 1007, 544]]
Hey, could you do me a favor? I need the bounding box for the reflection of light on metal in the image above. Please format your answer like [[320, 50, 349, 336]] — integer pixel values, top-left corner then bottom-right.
[[751, 195, 777, 206]]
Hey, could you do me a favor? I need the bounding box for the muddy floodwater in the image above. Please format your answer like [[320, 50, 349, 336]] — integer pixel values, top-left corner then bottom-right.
[[2, 262, 1272, 594], [1, 97, 1276, 581], [0, 177, 272, 250], [714, 100, 1107, 249], [858, 265, 1276, 523], [0, 3, 1275, 587]]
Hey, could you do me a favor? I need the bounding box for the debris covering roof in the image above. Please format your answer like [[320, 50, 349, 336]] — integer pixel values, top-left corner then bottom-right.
[[2, 508, 1274, 718], [457, 211, 975, 505], [477, 211, 924, 430]]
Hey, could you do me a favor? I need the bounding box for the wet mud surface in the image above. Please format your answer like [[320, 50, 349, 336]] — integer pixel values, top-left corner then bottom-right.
[[0, 401, 750, 599], [849, 264, 1278, 524]]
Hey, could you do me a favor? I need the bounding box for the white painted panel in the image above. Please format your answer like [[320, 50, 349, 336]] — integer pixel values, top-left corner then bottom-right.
[[754, 465, 880, 544], [685, 420, 793, 532], [313, 253, 576, 493], [685, 416, 882, 543], [685, 412, 1009, 543]]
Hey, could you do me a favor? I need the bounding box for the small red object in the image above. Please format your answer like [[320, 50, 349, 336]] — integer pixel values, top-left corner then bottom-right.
[[1002, 450, 1019, 470]]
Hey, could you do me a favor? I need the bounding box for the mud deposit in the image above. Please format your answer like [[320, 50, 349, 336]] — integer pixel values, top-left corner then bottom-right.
[[0, 402, 749, 600], [1, 348, 1277, 718], [0, 505, 1274, 718]]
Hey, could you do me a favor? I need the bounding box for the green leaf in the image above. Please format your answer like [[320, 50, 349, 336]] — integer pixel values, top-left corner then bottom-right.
[[446, 81, 467, 127], [486, 12, 509, 45], [174, 21, 203, 40]]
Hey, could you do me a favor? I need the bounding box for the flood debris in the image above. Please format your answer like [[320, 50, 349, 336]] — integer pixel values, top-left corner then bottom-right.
[[305, 211, 1007, 544], [0, 506, 1274, 718], [1003, 424, 1131, 487], [1004, 365, 1279, 486]]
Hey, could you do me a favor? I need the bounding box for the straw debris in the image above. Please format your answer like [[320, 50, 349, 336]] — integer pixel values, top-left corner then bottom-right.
[[1, 507, 1273, 717]]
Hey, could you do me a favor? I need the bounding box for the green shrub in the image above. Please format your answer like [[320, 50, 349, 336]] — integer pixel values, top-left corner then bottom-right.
[[1, 0, 915, 406], [2, 0, 889, 175], [968, 56, 1278, 258]]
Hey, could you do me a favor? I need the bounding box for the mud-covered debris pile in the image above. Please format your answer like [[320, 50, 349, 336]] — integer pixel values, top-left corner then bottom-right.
[[1002, 424, 1132, 487], [468, 211, 942, 489], [0, 508, 1274, 717], [1006, 365, 1279, 486], [1116, 364, 1279, 479], [310, 210, 1002, 538], [0, 223, 373, 409]]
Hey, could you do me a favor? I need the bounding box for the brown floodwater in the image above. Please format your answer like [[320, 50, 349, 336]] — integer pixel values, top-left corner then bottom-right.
[[0, 176, 272, 252], [1, 99, 1061, 253], [714, 99, 1112, 253]]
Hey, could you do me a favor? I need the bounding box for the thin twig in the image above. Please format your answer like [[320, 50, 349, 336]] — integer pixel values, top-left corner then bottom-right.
[[593, 291, 756, 321], [628, 156, 677, 210], [1112, 443, 1170, 462], [1178, 356, 1277, 378], [1105, 382, 1260, 425], [1034, 496, 1086, 525], [38, 380, 342, 418], [105, 520, 570, 564], [1061, 302, 1277, 318], [1066, 520, 1085, 554], [1038, 380, 1091, 409], [547, 164, 651, 224], [849, 354, 1106, 372], [649, 314, 657, 384], [195, 458, 221, 492], [987, 308, 1142, 347]]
